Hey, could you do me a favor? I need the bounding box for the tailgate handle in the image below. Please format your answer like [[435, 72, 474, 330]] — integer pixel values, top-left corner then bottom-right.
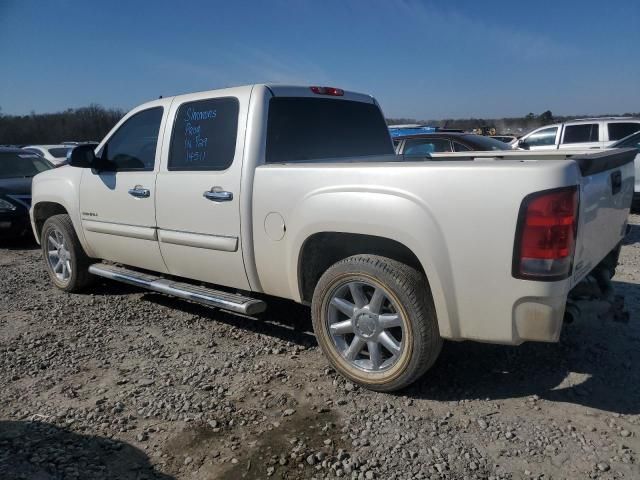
[[611, 171, 622, 195]]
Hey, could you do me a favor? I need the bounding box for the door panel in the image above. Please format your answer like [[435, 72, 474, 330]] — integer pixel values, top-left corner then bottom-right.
[[156, 87, 252, 290], [158, 229, 238, 251], [80, 104, 169, 272]]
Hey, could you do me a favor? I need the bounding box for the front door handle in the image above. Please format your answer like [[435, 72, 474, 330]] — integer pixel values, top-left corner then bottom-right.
[[203, 188, 233, 202], [128, 185, 150, 198]]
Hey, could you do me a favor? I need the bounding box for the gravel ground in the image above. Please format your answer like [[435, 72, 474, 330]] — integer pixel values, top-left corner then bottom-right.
[[1, 216, 639, 480]]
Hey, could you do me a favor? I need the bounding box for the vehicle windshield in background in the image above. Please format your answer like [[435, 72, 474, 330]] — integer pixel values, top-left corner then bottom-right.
[[461, 135, 511, 150], [0, 152, 53, 178], [48, 147, 73, 158], [266, 98, 393, 163]]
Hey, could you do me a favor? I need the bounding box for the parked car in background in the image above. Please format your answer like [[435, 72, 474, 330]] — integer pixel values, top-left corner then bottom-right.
[[0, 147, 53, 239], [389, 125, 437, 139], [490, 135, 518, 145], [394, 132, 512, 155], [23, 145, 74, 166], [518, 118, 640, 151], [611, 130, 640, 206], [30, 84, 635, 391], [61, 141, 100, 146]]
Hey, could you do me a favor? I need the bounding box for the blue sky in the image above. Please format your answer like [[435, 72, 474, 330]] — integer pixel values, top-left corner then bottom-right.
[[1, 0, 639, 119]]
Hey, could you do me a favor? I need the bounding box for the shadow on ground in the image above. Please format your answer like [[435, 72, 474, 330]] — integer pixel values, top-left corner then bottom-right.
[[0, 420, 174, 480], [406, 279, 639, 414], [144, 292, 317, 348]]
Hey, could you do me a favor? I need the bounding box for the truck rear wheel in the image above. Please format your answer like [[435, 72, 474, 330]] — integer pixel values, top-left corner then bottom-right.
[[311, 255, 442, 392], [41, 214, 95, 292]]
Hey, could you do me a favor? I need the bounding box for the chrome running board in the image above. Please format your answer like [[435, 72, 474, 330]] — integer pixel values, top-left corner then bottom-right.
[[88, 264, 266, 315]]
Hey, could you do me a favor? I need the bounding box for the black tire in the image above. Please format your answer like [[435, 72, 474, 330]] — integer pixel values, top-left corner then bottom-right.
[[41, 214, 95, 292], [311, 255, 442, 392]]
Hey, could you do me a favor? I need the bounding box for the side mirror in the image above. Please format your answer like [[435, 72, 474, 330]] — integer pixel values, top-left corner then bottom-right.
[[69, 144, 97, 168], [517, 139, 530, 150]]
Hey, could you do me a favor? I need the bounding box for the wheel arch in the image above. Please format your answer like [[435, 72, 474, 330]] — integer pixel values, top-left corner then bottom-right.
[[295, 229, 456, 339], [298, 232, 423, 302], [30, 166, 95, 254], [32, 202, 69, 241], [31, 200, 93, 257]]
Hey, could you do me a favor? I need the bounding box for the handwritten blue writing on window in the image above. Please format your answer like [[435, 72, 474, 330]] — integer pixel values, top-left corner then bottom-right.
[[182, 106, 217, 163]]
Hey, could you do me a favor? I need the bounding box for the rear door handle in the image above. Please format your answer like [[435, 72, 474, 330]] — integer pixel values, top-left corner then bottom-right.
[[128, 185, 150, 198], [203, 188, 233, 202]]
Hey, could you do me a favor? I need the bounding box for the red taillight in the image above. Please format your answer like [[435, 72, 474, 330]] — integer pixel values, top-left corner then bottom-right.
[[310, 86, 344, 96], [513, 186, 578, 280]]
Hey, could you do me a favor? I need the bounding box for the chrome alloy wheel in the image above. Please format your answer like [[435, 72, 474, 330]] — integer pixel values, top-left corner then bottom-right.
[[46, 227, 72, 282], [326, 280, 405, 372]]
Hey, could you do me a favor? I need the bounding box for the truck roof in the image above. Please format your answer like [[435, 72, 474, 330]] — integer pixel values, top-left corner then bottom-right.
[[143, 84, 376, 110]]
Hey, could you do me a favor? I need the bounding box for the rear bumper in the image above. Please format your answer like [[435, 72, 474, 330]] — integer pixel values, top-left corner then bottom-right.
[[443, 282, 570, 346], [451, 245, 622, 346], [512, 294, 566, 343]]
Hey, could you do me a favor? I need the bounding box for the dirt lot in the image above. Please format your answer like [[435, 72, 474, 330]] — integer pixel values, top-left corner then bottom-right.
[[1, 217, 639, 480]]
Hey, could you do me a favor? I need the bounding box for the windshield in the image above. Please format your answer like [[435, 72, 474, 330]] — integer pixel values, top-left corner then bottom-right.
[[463, 135, 512, 151], [613, 131, 640, 148], [48, 147, 73, 158], [0, 152, 53, 178]]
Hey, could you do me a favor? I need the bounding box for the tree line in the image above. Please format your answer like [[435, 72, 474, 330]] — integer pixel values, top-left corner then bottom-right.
[[0, 104, 124, 145], [1, 105, 639, 145]]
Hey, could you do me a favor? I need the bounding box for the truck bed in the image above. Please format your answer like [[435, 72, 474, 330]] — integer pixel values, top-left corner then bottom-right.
[[251, 149, 635, 344]]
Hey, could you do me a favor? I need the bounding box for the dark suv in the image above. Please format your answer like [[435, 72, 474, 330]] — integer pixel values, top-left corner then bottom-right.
[[0, 147, 53, 239]]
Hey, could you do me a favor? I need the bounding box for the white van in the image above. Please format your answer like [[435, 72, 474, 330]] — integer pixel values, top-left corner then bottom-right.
[[518, 117, 640, 150]]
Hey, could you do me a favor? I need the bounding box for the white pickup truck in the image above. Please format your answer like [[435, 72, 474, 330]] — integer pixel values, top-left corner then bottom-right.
[[30, 84, 636, 391]]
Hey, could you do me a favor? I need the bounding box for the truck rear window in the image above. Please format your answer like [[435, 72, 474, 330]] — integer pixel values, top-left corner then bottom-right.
[[266, 98, 393, 163]]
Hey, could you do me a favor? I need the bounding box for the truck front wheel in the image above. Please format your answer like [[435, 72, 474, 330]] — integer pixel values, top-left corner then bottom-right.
[[41, 214, 95, 292], [311, 255, 442, 392]]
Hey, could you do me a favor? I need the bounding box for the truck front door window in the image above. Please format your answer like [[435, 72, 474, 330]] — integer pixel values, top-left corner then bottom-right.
[[525, 127, 558, 147], [100, 107, 163, 171]]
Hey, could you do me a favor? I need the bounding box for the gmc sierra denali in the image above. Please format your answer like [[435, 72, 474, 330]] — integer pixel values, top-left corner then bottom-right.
[[30, 84, 636, 391]]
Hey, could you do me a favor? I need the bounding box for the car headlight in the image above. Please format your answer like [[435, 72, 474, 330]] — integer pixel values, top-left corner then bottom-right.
[[0, 198, 17, 212]]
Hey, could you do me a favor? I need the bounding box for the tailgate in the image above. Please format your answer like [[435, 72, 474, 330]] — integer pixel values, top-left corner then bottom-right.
[[570, 148, 637, 286]]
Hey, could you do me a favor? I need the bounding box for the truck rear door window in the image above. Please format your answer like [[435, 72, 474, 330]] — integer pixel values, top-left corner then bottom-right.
[[608, 122, 640, 141], [266, 98, 393, 163], [562, 124, 599, 144], [169, 97, 239, 171]]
